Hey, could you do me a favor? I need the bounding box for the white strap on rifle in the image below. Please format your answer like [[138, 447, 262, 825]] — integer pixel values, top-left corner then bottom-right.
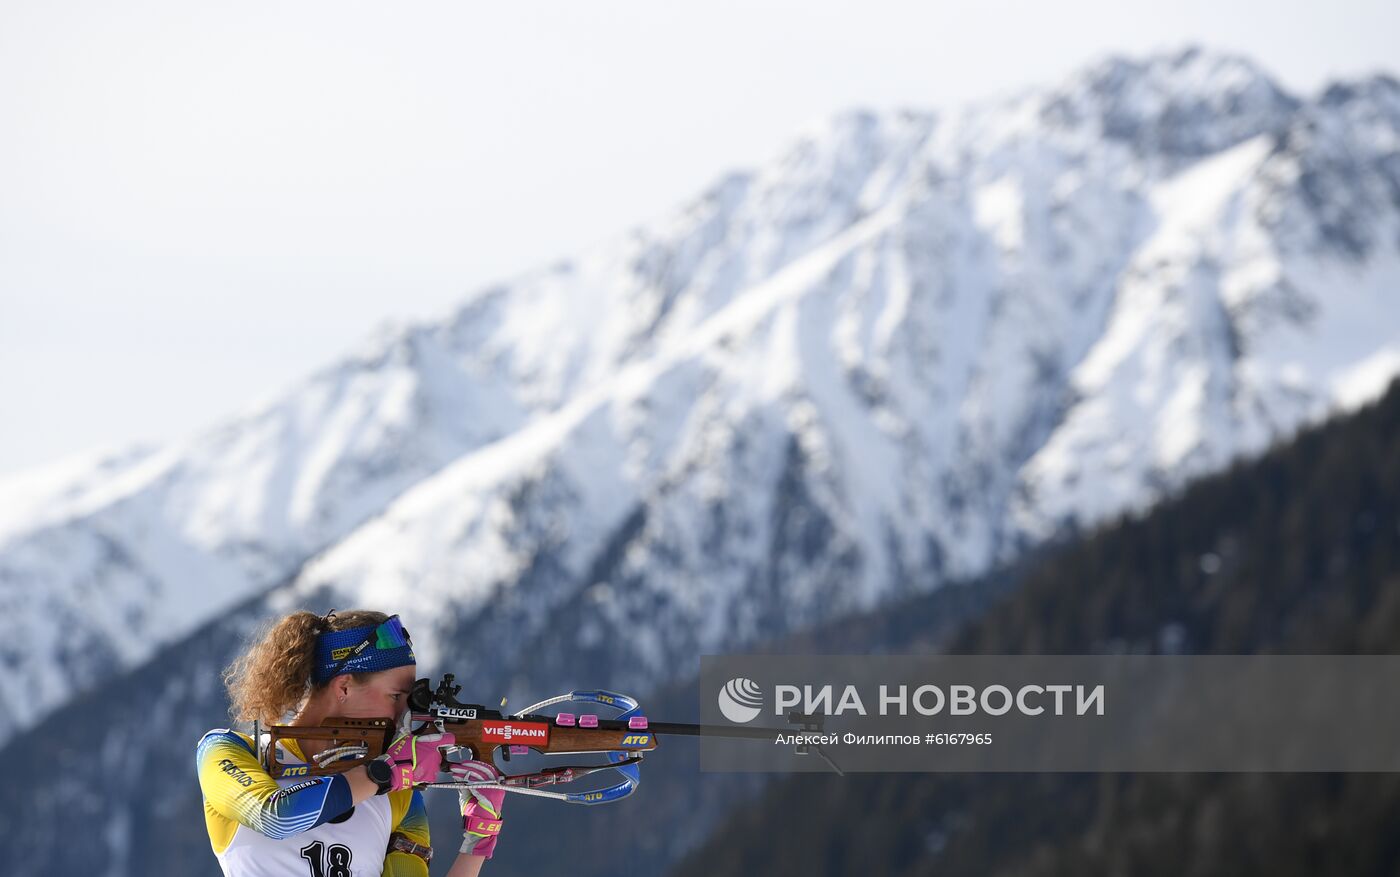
[[312, 743, 370, 768]]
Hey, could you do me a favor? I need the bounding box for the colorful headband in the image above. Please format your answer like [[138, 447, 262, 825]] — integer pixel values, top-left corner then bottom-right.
[[313, 615, 416, 684]]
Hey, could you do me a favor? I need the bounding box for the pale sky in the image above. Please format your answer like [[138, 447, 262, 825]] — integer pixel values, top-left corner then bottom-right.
[[1, 0, 1395, 477]]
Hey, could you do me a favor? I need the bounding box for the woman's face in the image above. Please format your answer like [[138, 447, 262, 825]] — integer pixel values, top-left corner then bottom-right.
[[340, 664, 418, 722]]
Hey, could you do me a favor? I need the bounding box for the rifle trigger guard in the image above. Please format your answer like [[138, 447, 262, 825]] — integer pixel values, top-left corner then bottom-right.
[[442, 744, 475, 764]]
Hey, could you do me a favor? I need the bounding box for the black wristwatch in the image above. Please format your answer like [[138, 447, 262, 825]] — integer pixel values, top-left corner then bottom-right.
[[366, 756, 394, 796]]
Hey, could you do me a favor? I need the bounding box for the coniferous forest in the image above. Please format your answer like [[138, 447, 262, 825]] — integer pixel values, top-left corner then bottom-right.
[[670, 378, 1400, 877]]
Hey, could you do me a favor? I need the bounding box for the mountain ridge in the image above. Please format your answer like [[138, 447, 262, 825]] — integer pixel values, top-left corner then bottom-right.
[[2, 46, 1399, 749]]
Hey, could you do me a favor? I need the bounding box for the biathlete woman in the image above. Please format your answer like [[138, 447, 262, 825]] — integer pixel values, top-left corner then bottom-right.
[[196, 610, 505, 877]]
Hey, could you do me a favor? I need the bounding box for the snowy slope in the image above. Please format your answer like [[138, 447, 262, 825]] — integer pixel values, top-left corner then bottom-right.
[[3, 47, 1399, 747], [0, 326, 531, 737]]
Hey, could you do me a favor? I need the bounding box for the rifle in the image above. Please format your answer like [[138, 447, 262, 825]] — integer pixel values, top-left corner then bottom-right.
[[259, 673, 841, 804]]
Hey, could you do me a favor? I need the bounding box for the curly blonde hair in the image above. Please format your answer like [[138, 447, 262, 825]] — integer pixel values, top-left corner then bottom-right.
[[223, 609, 390, 726]]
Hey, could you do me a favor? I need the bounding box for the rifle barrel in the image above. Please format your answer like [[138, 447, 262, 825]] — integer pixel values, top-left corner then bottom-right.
[[645, 720, 791, 741]]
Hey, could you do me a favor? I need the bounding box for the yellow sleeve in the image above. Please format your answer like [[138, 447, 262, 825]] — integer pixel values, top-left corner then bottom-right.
[[196, 728, 354, 852], [383, 788, 432, 877]]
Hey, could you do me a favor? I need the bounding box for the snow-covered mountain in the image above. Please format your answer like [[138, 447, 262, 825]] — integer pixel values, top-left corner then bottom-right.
[[3, 47, 1399, 749]]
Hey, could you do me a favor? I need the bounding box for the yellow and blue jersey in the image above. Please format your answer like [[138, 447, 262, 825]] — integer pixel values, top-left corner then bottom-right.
[[196, 728, 431, 877]]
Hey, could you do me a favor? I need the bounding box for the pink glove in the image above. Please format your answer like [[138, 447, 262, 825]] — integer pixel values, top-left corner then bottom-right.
[[451, 760, 506, 858], [380, 730, 455, 791]]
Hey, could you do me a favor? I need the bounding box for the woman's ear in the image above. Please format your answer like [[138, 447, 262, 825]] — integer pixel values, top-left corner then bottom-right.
[[333, 674, 352, 704]]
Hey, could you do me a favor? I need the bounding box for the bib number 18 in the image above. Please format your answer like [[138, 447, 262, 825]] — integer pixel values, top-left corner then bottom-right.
[[300, 840, 353, 877]]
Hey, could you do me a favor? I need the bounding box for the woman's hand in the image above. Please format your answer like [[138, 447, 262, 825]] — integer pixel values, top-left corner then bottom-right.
[[450, 759, 506, 858], [376, 730, 455, 792]]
